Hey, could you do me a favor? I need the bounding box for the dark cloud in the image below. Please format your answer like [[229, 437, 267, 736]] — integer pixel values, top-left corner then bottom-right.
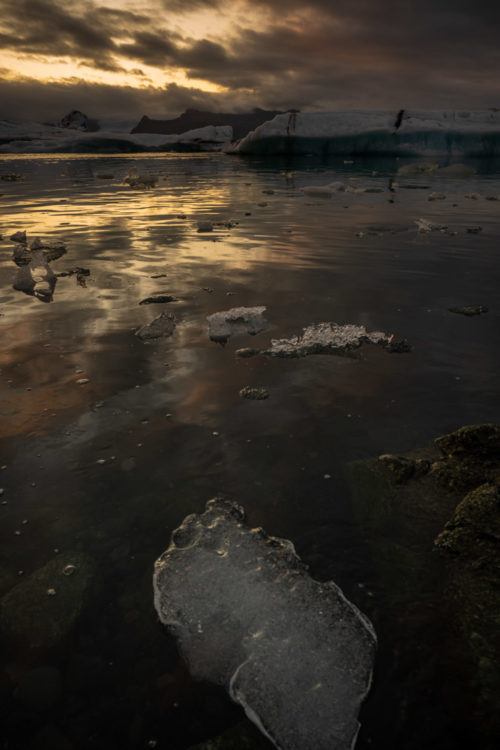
[[0, 0, 499, 118]]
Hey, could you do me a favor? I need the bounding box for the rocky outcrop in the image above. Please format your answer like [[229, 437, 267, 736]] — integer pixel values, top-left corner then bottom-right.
[[346, 424, 500, 745]]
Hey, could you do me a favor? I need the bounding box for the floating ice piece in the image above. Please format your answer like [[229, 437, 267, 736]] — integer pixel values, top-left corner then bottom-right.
[[302, 181, 345, 197], [207, 306, 267, 342], [266, 322, 391, 358], [436, 164, 476, 177], [428, 192, 446, 200], [13, 250, 57, 302], [153, 498, 376, 750], [12, 238, 67, 266], [415, 218, 448, 233], [136, 312, 176, 341], [397, 162, 438, 176], [124, 169, 157, 189]]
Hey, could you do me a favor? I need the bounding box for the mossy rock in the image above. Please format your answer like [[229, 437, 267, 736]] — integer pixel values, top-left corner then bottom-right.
[[435, 424, 500, 460], [0, 553, 94, 650], [346, 424, 500, 744]]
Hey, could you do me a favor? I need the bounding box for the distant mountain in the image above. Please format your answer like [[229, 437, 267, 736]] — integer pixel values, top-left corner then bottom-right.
[[57, 110, 100, 132], [130, 108, 285, 140]]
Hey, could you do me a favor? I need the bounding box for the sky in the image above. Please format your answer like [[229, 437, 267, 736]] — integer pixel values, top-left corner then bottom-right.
[[0, 0, 498, 122]]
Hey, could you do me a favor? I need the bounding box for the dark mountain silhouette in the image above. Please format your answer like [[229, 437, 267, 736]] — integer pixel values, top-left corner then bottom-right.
[[130, 108, 285, 140]]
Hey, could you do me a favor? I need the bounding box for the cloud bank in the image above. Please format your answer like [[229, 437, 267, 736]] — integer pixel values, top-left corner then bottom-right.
[[0, 0, 498, 120]]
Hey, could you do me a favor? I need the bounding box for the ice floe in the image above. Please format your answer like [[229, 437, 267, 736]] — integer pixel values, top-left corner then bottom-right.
[[266, 322, 394, 358], [153, 498, 376, 750]]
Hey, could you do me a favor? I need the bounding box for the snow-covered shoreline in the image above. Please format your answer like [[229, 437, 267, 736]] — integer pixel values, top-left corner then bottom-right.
[[0, 119, 233, 154]]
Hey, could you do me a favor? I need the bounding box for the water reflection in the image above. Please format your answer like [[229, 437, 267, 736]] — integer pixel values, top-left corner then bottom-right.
[[0, 153, 499, 749]]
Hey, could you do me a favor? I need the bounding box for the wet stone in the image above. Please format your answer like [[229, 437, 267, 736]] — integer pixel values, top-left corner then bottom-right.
[[136, 312, 176, 341], [154, 498, 376, 750], [239, 386, 269, 400], [378, 454, 417, 482]]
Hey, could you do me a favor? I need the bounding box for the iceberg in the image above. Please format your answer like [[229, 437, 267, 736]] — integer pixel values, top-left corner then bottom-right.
[[0, 119, 233, 154], [153, 498, 376, 750], [227, 110, 500, 157]]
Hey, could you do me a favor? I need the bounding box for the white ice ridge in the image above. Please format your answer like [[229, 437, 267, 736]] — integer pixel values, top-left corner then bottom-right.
[[267, 322, 390, 357], [227, 110, 500, 156], [153, 498, 376, 750], [207, 306, 268, 341], [0, 119, 233, 153]]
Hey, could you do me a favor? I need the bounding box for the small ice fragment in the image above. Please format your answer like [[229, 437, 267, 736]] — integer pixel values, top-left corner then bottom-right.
[[207, 306, 267, 342]]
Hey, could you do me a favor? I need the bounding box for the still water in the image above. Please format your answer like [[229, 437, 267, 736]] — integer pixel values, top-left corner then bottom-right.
[[0, 153, 499, 749]]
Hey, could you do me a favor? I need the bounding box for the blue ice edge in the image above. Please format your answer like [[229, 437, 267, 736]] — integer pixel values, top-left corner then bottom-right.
[[153, 498, 376, 750], [231, 130, 500, 157]]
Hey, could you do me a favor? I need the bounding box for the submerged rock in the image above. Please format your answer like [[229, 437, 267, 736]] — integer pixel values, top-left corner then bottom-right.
[[135, 312, 176, 341], [13, 250, 57, 302], [207, 306, 267, 342], [265, 322, 393, 358], [154, 498, 376, 750], [139, 295, 177, 305], [0, 553, 94, 650], [448, 305, 488, 316]]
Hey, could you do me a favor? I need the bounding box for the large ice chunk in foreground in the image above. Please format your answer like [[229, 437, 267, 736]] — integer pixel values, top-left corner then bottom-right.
[[153, 498, 376, 750]]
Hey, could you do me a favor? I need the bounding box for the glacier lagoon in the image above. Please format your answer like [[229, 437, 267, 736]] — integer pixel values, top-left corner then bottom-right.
[[0, 151, 499, 749]]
